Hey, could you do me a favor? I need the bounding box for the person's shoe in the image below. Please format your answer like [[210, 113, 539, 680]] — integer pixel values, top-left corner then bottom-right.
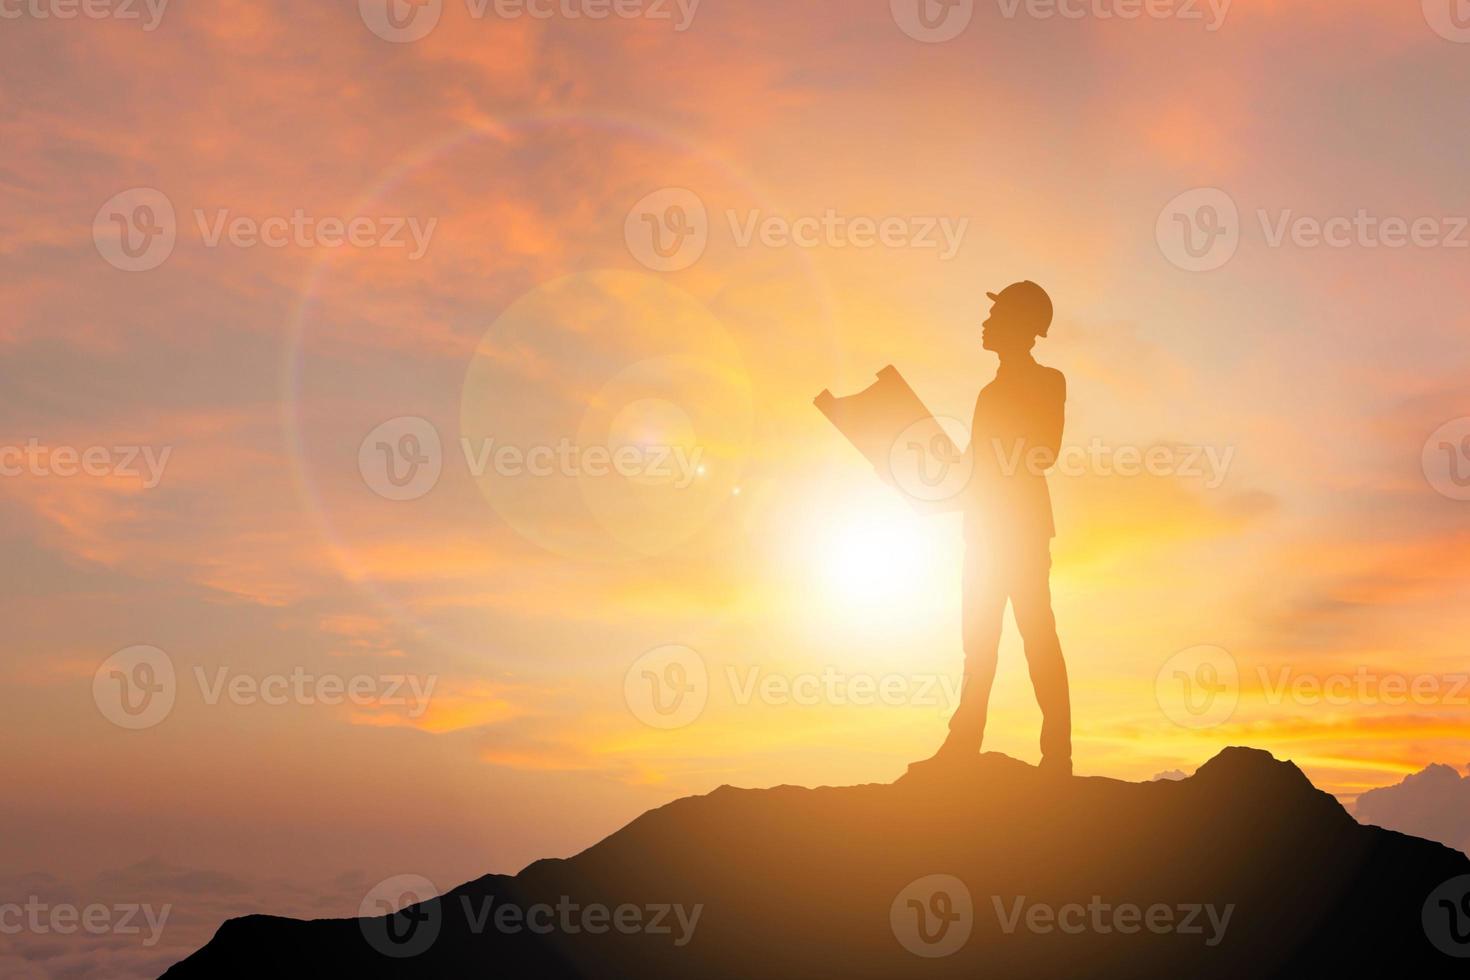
[[911, 735, 976, 769], [1039, 756, 1073, 778]]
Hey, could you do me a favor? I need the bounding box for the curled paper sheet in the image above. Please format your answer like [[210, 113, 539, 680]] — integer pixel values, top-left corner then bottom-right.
[[815, 365, 968, 514]]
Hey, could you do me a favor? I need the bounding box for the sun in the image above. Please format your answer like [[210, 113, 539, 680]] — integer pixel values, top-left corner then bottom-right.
[[825, 510, 928, 604], [800, 488, 958, 617]]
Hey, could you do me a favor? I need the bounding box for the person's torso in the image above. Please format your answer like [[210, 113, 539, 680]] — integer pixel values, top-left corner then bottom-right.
[[965, 359, 1061, 546]]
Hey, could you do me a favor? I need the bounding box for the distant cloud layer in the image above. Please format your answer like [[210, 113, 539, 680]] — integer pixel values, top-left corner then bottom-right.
[[1354, 764, 1470, 854], [0, 860, 373, 980]]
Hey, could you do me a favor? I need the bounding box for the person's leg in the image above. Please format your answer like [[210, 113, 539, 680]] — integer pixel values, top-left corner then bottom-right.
[[1009, 544, 1071, 768], [945, 547, 1007, 752]]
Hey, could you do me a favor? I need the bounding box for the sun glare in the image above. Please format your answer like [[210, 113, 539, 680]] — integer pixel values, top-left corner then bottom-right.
[[800, 489, 955, 616], [826, 512, 927, 603]]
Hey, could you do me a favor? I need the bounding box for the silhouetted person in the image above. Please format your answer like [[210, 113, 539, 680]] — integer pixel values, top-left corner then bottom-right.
[[931, 281, 1072, 775]]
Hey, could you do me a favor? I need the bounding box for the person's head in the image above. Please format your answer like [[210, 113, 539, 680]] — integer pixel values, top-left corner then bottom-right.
[[982, 280, 1053, 355]]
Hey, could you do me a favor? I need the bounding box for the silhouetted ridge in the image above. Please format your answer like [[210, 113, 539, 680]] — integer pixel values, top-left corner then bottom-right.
[[163, 747, 1470, 979]]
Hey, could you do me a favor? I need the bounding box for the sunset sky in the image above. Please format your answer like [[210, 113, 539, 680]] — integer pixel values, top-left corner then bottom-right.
[[3, 0, 1470, 973]]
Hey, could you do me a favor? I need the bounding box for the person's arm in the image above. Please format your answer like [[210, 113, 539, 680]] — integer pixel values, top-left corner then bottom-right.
[[1034, 372, 1066, 472], [957, 394, 980, 467]]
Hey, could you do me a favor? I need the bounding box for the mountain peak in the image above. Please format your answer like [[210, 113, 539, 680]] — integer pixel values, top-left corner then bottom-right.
[[165, 746, 1470, 978]]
